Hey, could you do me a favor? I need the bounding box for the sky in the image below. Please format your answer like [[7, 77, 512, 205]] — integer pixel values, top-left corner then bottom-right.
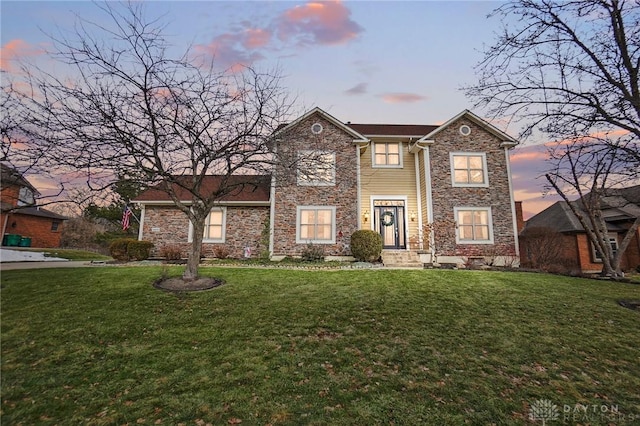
[[0, 0, 556, 218]]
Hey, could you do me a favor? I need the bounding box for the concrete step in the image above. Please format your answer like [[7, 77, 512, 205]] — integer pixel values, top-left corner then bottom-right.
[[381, 251, 424, 268]]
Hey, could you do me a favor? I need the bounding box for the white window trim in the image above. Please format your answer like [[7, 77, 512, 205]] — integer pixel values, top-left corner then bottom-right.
[[296, 206, 336, 244], [454, 206, 494, 244], [188, 206, 227, 243], [591, 234, 618, 263], [450, 152, 489, 188], [372, 142, 403, 169], [297, 150, 336, 187]]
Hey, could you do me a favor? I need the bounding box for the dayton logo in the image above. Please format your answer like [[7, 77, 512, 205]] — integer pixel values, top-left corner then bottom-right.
[[529, 399, 560, 425]]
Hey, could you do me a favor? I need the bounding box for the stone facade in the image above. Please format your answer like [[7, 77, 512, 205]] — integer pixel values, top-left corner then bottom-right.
[[142, 205, 269, 258], [271, 112, 359, 257], [428, 117, 517, 258]]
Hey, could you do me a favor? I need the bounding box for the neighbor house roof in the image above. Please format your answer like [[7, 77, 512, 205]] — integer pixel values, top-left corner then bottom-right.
[[12, 206, 67, 220], [133, 175, 271, 204], [523, 185, 640, 235], [0, 163, 40, 195]]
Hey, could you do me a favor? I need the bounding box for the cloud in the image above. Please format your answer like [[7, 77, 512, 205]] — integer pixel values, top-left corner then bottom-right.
[[380, 93, 427, 104], [277, 1, 363, 46], [194, 32, 266, 71], [344, 82, 367, 95], [0, 39, 45, 72]]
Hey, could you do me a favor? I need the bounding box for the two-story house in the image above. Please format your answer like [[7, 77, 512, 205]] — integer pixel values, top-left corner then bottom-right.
[[1, 164, 67, 248], [134, 107, 520, 266]]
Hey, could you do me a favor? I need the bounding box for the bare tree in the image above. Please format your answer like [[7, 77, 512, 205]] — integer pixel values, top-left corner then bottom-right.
[[545, 139, 640, 277], [3, 2, 296, 281], [466, 0, 640, 277], [467, 0, 639, 146]]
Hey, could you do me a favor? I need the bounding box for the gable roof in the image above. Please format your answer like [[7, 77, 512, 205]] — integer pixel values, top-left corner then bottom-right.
[[347, 123, 438, 138], [0, 163, 40, 195], [133, 175, 271, 204], [418, 110, 518, 147], [275, 107, 369, 142], [12, 206, 67, 220], [523, 186, 640, 235]]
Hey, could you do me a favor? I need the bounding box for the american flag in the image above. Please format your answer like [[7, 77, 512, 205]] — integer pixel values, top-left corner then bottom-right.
[[122, 206, 133, 231]]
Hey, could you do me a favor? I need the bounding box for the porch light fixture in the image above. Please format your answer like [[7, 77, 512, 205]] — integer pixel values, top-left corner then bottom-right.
[[363, 210, 370, 223], [410, 211, 417, 221]]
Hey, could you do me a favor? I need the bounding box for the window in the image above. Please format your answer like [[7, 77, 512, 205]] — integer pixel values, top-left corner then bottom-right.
[[455, 207, 493, 244], [18, 187, 35, 206], [189, 207, 226, 243], [296, 206, 336, 244], [51, 221, 61, 232], [297, 151, 335, 186], [373, 142, 402, 167], [450, 152, 488, 187], [592, 235, 618, 262]]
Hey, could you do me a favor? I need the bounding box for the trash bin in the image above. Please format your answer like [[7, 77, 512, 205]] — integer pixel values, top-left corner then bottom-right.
[[18, 237, 32, 247], [4, 234, 22, 246]]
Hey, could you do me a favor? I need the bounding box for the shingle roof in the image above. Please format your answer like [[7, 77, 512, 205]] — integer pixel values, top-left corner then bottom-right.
[[523, 186, 640, 235], [347, 123, 438, 137], [0, 163, 39, 194], [133, 175, 271, 203], [12, 206, 67, 220]]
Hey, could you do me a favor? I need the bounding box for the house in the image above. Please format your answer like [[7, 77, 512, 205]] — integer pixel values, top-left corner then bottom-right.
[[519, 186, 640, 273], [134, 107, 521, 266], [1, 164, 67, 248]]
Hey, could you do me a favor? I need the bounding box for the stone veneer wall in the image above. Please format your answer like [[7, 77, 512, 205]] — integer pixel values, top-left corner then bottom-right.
[[272, 113, 358, 257], [142, 205, 269, 258], [428, 117, 517, 257]]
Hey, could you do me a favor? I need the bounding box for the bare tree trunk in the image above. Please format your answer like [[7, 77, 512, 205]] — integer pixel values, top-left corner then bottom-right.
[[184, 216, 205, 281]]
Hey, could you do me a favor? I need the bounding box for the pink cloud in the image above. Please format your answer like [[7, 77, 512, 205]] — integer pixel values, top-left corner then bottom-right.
[[380, 93, 427, 104], [243, 28, 271, 49], [194, 32, 266, 71], [0, 39, 45, 72], [277, 1, 363, 46]]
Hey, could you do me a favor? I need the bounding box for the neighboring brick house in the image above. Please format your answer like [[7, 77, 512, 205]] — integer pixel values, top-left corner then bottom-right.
[[520, 186, 640, 273], [1, 164, 67, 248], [134, 107, 521, 266]]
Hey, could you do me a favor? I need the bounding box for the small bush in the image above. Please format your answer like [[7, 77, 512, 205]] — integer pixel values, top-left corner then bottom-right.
[[301, 243, 324, 262], [350, 230, 383, 262], [160, 245, 183, 260], [127, 240, 154, 261], [109, 238, 137, 261], [213, 245, 231, 259]]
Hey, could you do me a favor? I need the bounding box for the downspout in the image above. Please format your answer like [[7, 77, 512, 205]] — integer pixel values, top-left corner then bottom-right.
[[504, 146, 520, 259], [414, 146, 423, 250], [268, 169, 277, 259], [423, 145, 435, 259], [137, 204, 146, 241], [356, 144, 362, 229]]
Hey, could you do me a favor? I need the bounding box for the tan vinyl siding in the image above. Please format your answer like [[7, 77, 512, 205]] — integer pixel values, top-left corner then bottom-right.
[[417, 149, 428, 224], [359, 140, 420, 242]]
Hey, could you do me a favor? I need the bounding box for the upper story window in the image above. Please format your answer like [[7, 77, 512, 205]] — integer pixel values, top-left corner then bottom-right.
[[17, 187, 35, 206], [297, 150, 336, 186], [373, 142, 402, 168], [455, 207, 494, 244], [450, 152, 488, 187]]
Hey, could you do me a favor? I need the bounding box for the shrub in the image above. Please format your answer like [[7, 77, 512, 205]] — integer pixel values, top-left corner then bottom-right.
[[109, 238, 137, 261], [350, 230, 382, 262], [301, 243, 324, 262], [213, 245, 231, 259], [160, 245, 183, 260], [127, 240, 154, 261]]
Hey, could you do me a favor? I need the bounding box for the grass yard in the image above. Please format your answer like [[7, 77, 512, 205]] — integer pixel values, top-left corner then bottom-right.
[[1, 267, 639, 425]]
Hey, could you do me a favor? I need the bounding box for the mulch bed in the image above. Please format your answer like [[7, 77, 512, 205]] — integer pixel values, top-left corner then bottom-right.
[[153, 277, 224, 292], [617, 299, 640, 311]]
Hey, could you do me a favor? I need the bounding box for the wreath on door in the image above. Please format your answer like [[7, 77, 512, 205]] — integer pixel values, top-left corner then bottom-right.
[[381, 211, 395, 227]]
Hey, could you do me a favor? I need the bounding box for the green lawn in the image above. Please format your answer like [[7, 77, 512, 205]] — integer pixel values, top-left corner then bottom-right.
[[1, 267, 639, 425]]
